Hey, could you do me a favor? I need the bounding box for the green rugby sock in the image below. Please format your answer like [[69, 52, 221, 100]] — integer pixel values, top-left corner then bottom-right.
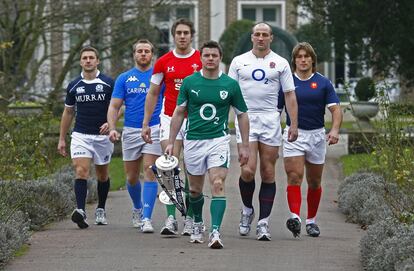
[[185, 176, 194, 218], [210, 196, 226, 231], [189, 194, 204, 223], [166, 204, 176, 218]]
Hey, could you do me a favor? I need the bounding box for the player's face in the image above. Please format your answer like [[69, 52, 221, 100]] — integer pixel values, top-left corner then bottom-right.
[[251, 24, 273, 52], [134, 43, 153, 68], [201, 47, 221, 71], [80, 51, 99, 73], [174, 24, 192, 51], [295, 49, 313, 73]]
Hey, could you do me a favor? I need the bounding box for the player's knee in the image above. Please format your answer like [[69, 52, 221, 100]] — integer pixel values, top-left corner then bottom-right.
[[241, 167, 255, 181], [287, 172, 302, 186], [307, 179, 321, 189], [75, 166, 89, 179], [212, 178, 224, 195], [261, 167, 275, 181]]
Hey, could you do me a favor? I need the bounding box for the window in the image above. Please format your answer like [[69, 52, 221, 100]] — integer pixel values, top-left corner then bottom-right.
[[242, 8, 256, 21], [151, 4, 196, 55], [176, 7, 190, 19], [263, 8, 276, 21], [239, 2, 285, 28]]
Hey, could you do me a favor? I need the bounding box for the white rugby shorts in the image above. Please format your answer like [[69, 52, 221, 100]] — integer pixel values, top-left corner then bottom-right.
[[70, 132, 114, 165], [235, 112, 282, 146], [160, 113, 187, 142], [282, 127, 327, 164], [183, 135, 231, 176], [122, 126, 162, 161]]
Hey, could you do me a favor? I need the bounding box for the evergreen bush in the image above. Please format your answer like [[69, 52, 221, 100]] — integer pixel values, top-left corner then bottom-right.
[[354, 77, 376, 101]]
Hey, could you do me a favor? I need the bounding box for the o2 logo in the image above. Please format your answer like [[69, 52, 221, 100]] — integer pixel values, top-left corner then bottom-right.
[[252, 69, 269, 84], [200, 103, 219, 125]]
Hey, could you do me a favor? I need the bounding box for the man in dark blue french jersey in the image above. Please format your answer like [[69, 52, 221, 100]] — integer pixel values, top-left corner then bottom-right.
[[278, 42, 342, 238], [58, 46, 114, 229]]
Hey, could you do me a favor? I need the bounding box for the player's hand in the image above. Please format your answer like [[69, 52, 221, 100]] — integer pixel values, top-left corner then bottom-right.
[[57, 139, 67, 157], [99, 122, 109, 135], [164, 144, 174, 156], [238, 144, 249, 166], [287, 126, 298, 142], [108, 129, 120, 143], [327, 129, 340, 145], [141, 125, 152, 144]]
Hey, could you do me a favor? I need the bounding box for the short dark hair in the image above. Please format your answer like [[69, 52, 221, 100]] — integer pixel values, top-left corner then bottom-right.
[[80, 46, 99, 59], [252, 22, 273, 35], [199, 40, 222, 57], [291, 42, 317, 73], [171, 18, 195, 37], [132, 39, 155, 53]]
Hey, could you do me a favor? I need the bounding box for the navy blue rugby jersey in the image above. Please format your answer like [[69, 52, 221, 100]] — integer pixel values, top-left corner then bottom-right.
[[65, 71, 114, 134], [278, 72, 339, 130]]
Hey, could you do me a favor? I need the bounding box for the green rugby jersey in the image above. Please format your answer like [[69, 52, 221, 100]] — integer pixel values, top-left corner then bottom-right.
[[178, 71, 247, 140]]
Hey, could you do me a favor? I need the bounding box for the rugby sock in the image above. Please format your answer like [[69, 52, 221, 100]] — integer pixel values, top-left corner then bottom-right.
[[74, 179, 87, 210], [184, 176, 194, 219], [142, 181, 158, 219], [287, 185, 302, 217], [166, 204, 176, 218], [126, 181, 142, 210], [258, 182, 276, 220], [307, 187, 322, 221], [239, 177, 255, 209], [189, 194, 204, 223], [97, 178, 110, 209], [210, 196, 226, 231]]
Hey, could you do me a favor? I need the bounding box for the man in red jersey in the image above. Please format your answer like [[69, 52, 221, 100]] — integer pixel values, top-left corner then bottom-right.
[[142, 18, 201, 236]]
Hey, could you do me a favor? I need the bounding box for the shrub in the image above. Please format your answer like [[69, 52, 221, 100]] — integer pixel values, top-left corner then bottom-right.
[[338, 173, 392, 225], [354, 77, 376, 101], [0, 211, 30, 266], [361, 218, 414, 271], [0, 111, 61, 180]]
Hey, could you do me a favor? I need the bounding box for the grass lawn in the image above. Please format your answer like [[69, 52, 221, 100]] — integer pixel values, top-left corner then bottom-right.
[[109, 157, 126, 191], [340, 153, 376, 176]]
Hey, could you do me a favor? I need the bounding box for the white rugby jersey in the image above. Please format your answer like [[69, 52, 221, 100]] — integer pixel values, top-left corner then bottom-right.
[[228, 50, 295, 113]]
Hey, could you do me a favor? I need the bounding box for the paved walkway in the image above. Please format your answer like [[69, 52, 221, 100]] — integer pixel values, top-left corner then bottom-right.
[[5, 135, 363, 271]]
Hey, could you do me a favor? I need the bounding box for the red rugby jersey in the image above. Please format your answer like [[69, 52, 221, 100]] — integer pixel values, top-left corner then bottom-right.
[[152, 49, 201, 116]]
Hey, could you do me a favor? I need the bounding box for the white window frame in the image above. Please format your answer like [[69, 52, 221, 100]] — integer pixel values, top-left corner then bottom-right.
[[151, 0, 198, 51], [237, 1, 286, 29]]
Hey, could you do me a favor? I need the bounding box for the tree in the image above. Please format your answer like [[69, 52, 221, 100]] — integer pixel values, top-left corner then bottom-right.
[[297, 0, 414, 101], [294, 21, 331, 63], [0, 0, 173, 113], [219, 20, 254, 66]]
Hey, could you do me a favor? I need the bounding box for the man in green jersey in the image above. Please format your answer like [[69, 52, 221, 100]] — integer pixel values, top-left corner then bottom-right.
[[165, 40, 249, 249]]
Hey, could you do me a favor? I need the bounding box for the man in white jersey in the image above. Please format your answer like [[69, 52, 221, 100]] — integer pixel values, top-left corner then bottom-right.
[[165, 40, 249, 249], [228, 22, 298, 241]]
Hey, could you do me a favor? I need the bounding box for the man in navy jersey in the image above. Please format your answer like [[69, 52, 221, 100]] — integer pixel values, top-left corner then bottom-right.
[[278, 42, 342, 238], [58, 46, 114, 229], [107, 39, 163, 233]]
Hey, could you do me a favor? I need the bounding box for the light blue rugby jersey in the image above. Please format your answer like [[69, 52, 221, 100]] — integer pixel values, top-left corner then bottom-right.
[[112, 67, 163, 128], [278, 72, 340, 130], [65, 71, 114, 135]]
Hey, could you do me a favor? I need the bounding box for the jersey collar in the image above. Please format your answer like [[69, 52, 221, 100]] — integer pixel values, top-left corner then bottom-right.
[[81, 70, 100, 79], [173, 48, 195, 58], [294, 72, 314, 81], [200, 69, 223, 78]]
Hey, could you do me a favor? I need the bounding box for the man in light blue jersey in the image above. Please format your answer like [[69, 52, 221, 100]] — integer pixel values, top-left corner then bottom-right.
[[107, 39, 163, 233], [58, 46, 114, 229]]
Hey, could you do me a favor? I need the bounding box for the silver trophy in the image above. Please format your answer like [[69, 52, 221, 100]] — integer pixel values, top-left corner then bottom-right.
[[151, 154, 186, 216]]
